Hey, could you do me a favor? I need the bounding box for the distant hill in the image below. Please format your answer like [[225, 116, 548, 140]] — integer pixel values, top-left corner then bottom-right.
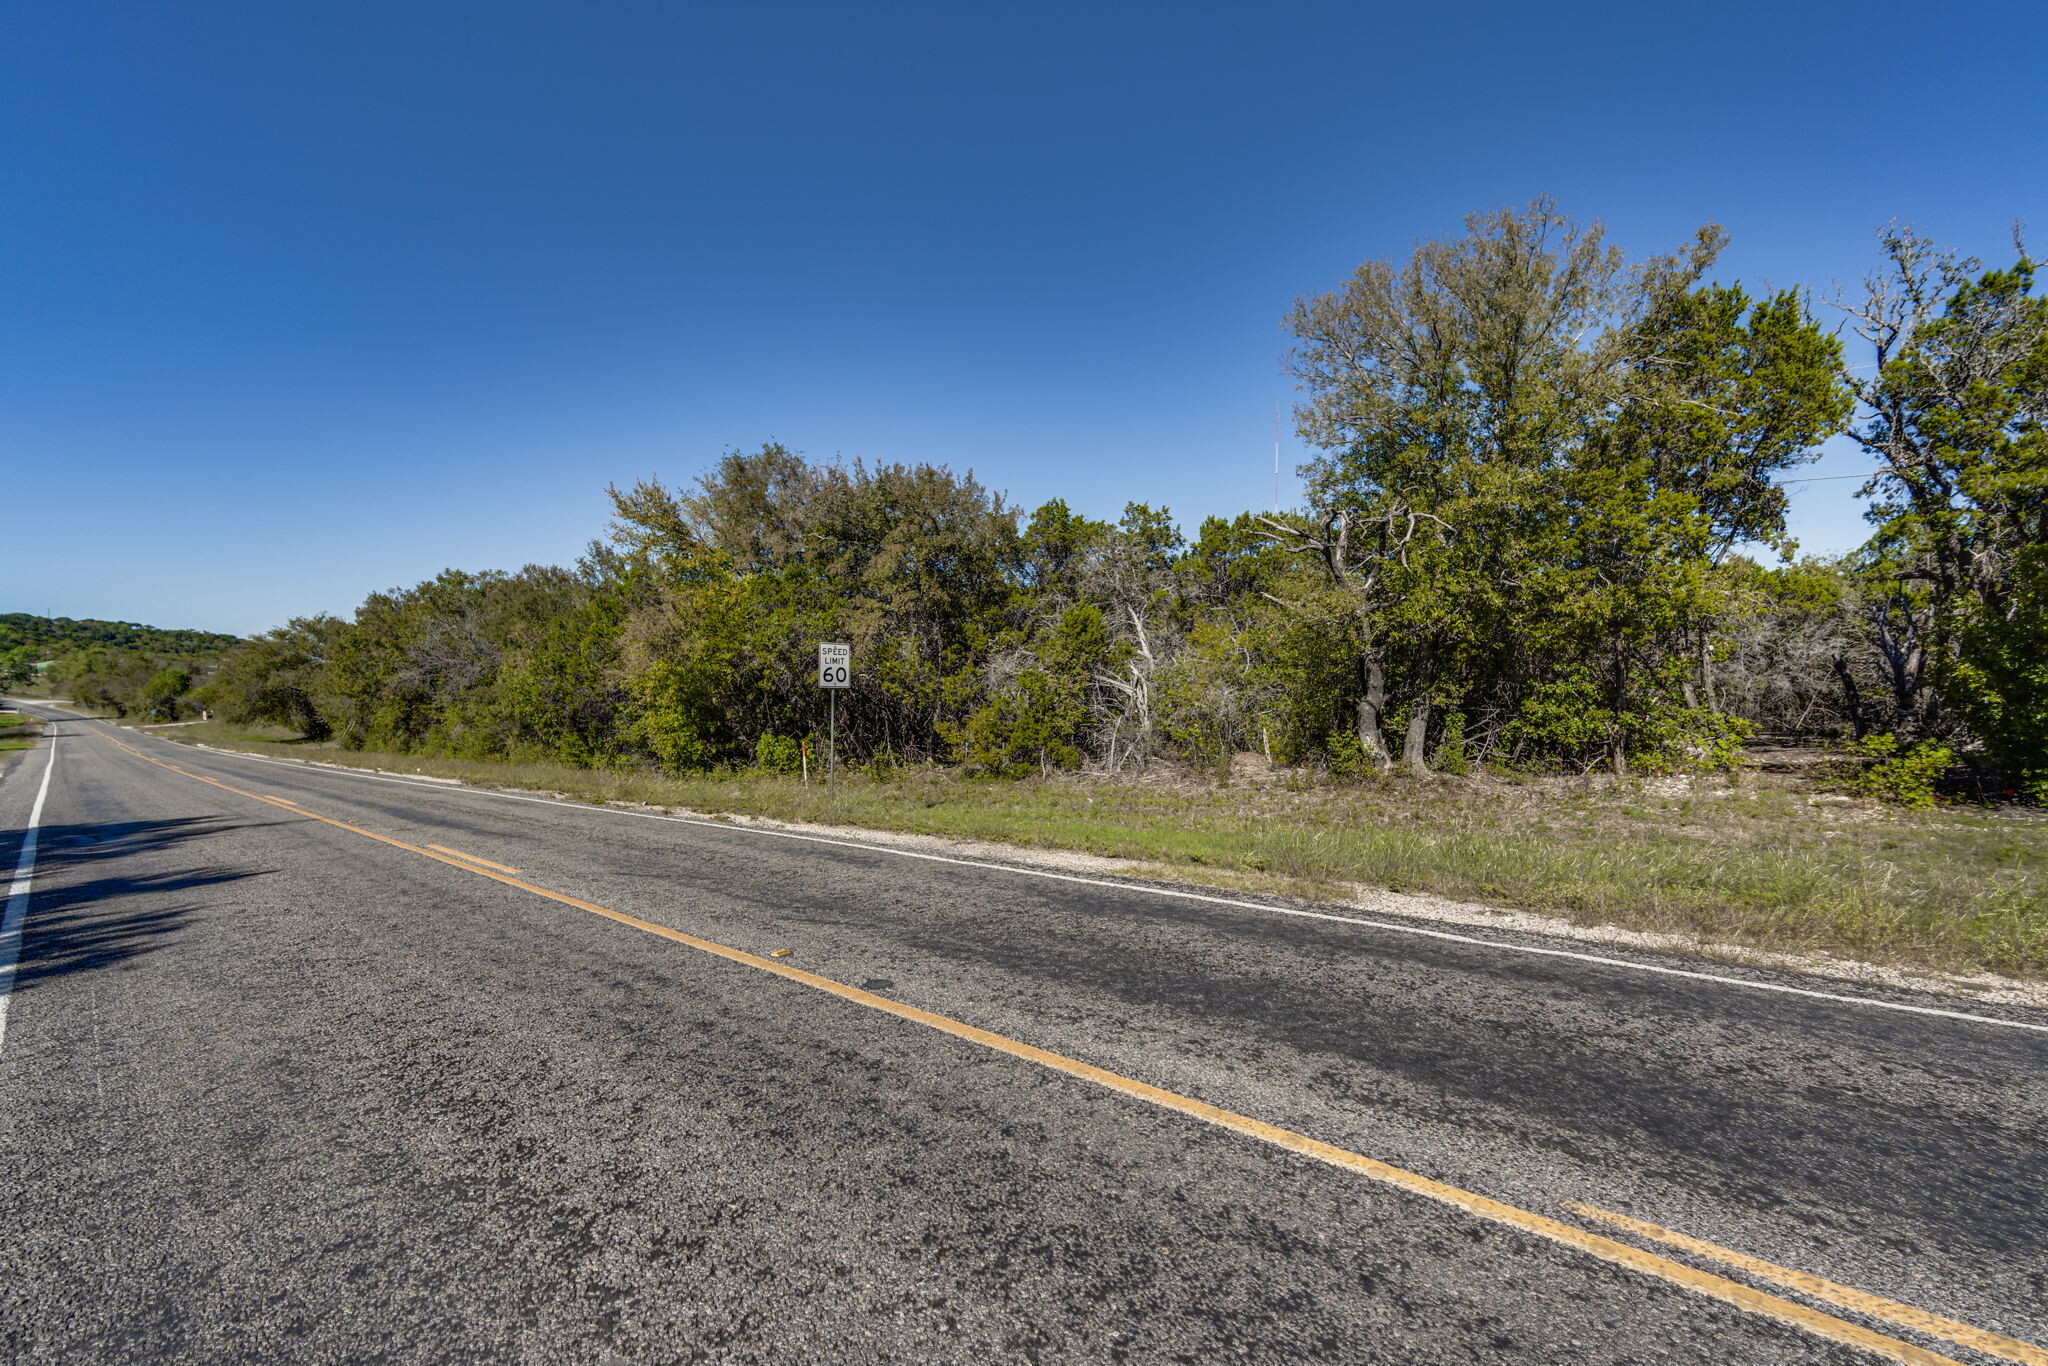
[[0, 613, 244, 659]]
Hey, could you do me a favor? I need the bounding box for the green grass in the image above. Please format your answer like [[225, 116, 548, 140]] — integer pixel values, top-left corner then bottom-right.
[[0, 712, 40, 751], [160, 722, 2048, 981]]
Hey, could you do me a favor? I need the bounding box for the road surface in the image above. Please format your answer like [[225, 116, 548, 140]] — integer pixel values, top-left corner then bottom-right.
[[1, 703, 2043, 1365]]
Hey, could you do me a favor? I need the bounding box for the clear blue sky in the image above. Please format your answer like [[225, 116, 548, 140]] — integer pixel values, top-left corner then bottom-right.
[[6, 1, 2041, 636]]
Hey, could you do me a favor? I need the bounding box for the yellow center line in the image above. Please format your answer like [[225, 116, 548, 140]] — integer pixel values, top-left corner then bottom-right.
[[91, 727, 1976, 1366], [425, 844, 522, 875], [1567, 1203, 2048, 1366]]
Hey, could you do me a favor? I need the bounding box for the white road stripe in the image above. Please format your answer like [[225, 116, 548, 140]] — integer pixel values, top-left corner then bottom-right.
[[0, 735, 58, 1055], [68, 711, 2048, 1035]]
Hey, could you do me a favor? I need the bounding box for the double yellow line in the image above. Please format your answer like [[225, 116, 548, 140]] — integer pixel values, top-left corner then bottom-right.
[[92, 726, 2039, 1366], [1567, 1204, 2048, 1366]]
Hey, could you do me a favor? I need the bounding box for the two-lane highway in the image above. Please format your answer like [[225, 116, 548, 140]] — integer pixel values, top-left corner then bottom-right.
[[2, 704, 2044, 1364]]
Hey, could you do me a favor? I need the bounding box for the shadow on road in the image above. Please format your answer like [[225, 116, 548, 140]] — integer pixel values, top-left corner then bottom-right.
[[8, 817, 276, 995], [22, 815, 268, 867]]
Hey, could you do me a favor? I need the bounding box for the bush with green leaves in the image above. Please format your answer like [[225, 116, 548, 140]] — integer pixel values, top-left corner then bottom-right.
[[956, 669, 1084, 778], [1834, 733, 1955, 808], [1949, 544, 2048, 801], [1430, 712, 1472, 775], [754, 733, 802, 774], [1324, 730, 1375, 781], [142, 667, 191, 708]]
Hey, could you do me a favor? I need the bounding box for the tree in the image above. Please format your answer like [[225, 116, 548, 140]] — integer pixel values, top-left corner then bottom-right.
[[140, 667, 192, 720], [1713, 558, 1872, 740], [1951, 543, 2048, 793], [1839, 227, 2048, 786], [602, 452, 1024, 769], [1020, 499, 1109, 594], [957, 602, 1116, 777], [211, 616, 348, 739], [1280, 200, 1847, 774], [1544, 281, 1849, 770], [0, 646, 35, 692], [1279, 198, 1722, 770]]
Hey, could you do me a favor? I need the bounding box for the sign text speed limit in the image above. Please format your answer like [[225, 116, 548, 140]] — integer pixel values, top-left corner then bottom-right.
[[818, 642, 851, 689]]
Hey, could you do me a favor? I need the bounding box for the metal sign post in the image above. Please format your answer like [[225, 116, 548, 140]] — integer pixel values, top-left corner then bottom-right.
[[817, 642, 850, 785]]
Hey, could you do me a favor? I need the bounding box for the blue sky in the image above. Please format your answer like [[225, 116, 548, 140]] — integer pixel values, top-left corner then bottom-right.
[[5, 1, 2041, 635]]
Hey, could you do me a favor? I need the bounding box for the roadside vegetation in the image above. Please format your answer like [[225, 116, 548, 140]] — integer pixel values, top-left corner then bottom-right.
[[2, 614, 236, 721], [42, 200, 2048, 977], [192, 205, 2044, 803], [160, 720, 2046, 979], [0, 711, 41, 753]]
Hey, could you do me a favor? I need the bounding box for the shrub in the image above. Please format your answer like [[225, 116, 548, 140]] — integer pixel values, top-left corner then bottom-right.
[[140, 667, 192, 721], [1834, 733, 1954, 809], [1325, 730, 1374, 780], [1431, 712, 1472, 776], [754, 733, 803, 775], [1949, 544, 2048, 802], [956, 669, 1083, 778]]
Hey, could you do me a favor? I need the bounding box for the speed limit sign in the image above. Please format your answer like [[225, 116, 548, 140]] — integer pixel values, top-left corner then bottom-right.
[[818, 642, 851, 689]]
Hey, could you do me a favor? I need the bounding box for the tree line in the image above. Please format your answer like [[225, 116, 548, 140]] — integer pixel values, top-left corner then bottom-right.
[[0, 613, 241, 657], [0, 614, 241, 718], [187, 201, 2046, 795]]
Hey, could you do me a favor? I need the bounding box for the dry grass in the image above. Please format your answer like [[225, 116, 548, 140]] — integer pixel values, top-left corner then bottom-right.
[[159, 723, 2048, 979]]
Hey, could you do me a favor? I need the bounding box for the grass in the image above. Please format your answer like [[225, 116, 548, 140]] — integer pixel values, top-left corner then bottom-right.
[[0, 712, 41, 752], [157, 721, 2048, 982]]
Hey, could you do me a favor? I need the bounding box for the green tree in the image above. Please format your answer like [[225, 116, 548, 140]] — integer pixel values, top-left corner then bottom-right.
[[957, 669, 1085, 777], [1539, 281, 1849, 770], [955, 602, 1112, 777], [1842, 229, 2048, 784], [212, 616, 349, 739], [140, 667, 192, 720], [1951, 544, 2048, 795], [1280, 198, 1724, 770], [618, 548, 753, 771], [0, 646, 35, 692], [1020, 499, 1109, 594], [602, 452, 1023, 769]]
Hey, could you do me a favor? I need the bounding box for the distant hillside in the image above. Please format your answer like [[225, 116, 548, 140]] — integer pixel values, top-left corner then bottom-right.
[[0, 613, 244, 658]]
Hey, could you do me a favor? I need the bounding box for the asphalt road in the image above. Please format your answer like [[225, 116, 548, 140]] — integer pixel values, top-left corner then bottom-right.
[[1, 703, 2043, 1365]]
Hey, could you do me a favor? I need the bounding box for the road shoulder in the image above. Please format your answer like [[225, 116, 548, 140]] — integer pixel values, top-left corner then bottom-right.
[[157, 729, 2048, 1018]]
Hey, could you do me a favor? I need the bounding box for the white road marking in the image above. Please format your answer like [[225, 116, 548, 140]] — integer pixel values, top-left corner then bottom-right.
[[59, 710, 2048, 1035], [0, 735, 57, 1054]]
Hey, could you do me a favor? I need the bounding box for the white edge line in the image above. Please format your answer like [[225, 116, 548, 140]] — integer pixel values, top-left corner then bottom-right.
[[0, 734, 58, 1054], [87, 714, 2048, 1035]]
